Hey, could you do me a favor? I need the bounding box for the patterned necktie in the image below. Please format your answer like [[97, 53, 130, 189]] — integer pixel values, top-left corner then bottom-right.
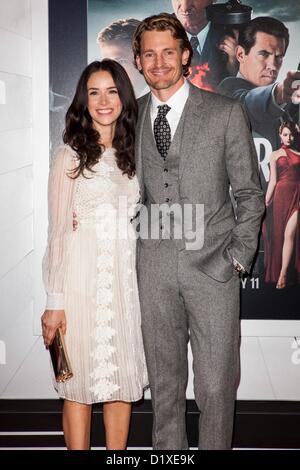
[[190, 36, 201, 66], [153, 104, 171, 159]]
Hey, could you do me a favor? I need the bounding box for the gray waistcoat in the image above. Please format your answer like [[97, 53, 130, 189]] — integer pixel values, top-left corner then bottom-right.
[[141, 105, 187, 249]]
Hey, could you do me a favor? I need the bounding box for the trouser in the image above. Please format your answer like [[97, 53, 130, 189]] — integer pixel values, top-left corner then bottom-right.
[[137, 240, 240, 450]]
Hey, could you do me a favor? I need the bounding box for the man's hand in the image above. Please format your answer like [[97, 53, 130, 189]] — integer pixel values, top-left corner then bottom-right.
[[219, 29, 239, 75], [73, 211, 78, 231], [275, 70, 300, 105], [41, 310, 66, 346]]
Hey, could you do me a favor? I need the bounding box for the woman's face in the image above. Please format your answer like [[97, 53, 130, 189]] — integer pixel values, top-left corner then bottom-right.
[[280, 127, 293, 146], [87, 70, 123, 133]]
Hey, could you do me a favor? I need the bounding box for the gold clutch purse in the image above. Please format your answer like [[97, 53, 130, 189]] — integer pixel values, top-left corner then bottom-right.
[[49, 328, 73, 382]]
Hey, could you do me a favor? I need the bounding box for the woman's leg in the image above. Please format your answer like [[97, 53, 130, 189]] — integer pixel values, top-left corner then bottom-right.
[[103, 401, 132, 450], [277, 210, 298, 288], [63, 400, 92, 450]]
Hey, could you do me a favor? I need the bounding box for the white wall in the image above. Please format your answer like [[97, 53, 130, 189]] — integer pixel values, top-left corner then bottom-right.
[[0, 0, 53, 398], [0, 0, 299, 401]]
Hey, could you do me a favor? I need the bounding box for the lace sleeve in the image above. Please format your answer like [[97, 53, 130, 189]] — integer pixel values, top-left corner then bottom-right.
[[42, 146, 77, 309]]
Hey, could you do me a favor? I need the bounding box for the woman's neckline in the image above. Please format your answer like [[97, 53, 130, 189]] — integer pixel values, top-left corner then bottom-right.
[[102, 147, 115, 154], [284, 147, 300, 156]]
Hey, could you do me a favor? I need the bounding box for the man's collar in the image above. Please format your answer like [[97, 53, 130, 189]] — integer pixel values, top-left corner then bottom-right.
[[187, 22, 211, 51], [150, 80, 189, 114]]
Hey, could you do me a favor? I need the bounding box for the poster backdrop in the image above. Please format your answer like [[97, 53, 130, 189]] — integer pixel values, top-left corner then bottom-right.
[[50, 0, 300, 319]]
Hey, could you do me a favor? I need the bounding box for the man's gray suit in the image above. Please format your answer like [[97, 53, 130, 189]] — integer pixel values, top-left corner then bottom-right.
[[135, 83, 265, 449]]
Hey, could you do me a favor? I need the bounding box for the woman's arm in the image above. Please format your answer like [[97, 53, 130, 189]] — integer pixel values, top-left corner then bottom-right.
[[42, 146, 76, 345], [265, 151, 278, 207]]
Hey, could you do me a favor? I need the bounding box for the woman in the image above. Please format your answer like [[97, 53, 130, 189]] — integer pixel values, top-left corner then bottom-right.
[[41, 60, 148, 450], [264, 121, 300, 288]]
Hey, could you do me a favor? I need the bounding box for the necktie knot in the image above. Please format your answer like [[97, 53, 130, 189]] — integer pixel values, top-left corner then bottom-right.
[[157, 104, 171, 118]]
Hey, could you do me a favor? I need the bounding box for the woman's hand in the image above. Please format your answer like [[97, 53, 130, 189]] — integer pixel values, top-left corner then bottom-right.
[[41, 310, 66, 347]]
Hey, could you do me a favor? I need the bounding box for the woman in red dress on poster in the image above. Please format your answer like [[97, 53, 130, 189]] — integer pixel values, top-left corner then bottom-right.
[[264, 122, 300, 288]]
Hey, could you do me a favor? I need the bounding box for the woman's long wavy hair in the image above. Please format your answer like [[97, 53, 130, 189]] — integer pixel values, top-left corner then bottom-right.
[[63, 60, 137, 178]]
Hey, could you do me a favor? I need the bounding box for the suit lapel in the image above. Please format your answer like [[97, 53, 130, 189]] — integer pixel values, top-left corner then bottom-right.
[[179, 84, 206, 178]]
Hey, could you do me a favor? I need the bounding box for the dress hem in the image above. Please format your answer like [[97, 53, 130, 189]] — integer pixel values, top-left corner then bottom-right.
[[56, 384, 150, 406]]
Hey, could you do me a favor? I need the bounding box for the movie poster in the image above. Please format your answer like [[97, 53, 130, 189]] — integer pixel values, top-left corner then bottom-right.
[[49, 0, 300, 319]]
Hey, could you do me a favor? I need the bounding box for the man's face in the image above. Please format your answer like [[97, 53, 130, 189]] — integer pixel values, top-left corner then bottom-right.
[[237, 32, 286, 87], [172, 0, 213, 34], [100, 41, 146, 95], [135, 30, 189, 98]]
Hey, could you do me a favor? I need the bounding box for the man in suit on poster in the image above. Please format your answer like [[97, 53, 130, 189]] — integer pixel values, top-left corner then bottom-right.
[[132, 13, 264, 449], [219, 17, 300, 157], [171, 0, 238, 90]]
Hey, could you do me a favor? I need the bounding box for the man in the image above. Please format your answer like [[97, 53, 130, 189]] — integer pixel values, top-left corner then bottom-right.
[[132, 13, 264, 449], [97, 18, 148, 97], [219, 17, 300, 157], [171, 0, 238, 90]]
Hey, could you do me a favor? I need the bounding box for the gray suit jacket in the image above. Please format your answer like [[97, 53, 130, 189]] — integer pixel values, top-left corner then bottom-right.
[[135, 83, 265, 282]]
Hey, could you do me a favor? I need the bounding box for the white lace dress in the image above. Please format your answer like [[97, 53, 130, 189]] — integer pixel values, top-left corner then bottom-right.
[[43, 145, 148, 404]]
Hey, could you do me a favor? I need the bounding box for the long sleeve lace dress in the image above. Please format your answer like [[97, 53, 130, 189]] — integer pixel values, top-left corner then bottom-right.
[[43, 145, 148, 404]]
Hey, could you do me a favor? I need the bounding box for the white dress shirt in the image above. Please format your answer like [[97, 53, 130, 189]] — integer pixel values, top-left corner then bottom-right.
[[150, 79, 190, 139]]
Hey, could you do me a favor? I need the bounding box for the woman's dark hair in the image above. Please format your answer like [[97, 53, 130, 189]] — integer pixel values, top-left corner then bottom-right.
[[290, 126, 300, 152], [63, 59, 137, 178], [279, 121, 299, 136], [290, 132, 300, 152]]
